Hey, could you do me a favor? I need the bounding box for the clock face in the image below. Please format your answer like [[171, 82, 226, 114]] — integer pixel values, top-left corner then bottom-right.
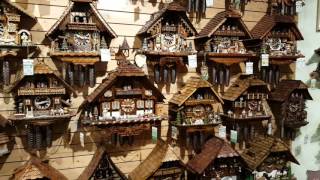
[[269, 38, 282, 51], [193, 105, 205, 118], [74, 33, 91, 51], [248, 101, 258, 111], [289, 103, 299, 112], [121, 99, 135, 114], [34, 96, 51, 110]]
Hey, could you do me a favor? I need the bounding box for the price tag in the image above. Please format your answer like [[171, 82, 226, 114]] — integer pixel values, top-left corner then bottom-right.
[[23, 59, 34, 76], [261, 54, 269, 66], [188, 54, 197, 68], [206, 0, 214, 7], [245, 62, 253, 75], [80, 132, 85, 147], [100, 49, 111, 62], [230, 130, 238, 144], [135, 54, 147, 67], [171, 126, 178, 140], [218, 125, 226, 139], [152, 126, 158, 143]]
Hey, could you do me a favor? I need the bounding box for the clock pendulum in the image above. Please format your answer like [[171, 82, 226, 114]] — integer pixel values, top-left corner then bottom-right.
[[3, 60, 9, 86], [68, 63, 74, 86], [89, 65, 95, 88], [163, 66, 169, 83], [154, 64, 161, 83]]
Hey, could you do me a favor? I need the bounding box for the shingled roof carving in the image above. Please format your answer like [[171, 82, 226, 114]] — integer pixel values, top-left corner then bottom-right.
[[270, 80, 312, 102], [197, 10, 252, 39]]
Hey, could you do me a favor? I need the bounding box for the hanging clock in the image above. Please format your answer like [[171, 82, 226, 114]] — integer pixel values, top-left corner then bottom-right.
[[193, 105, 205, 118], [34, 96, 51, 110], [121, 99, 135, 114], [248, 101, 258, 111]]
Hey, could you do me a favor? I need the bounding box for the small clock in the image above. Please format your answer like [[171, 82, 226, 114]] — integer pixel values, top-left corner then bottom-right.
[[289, 103, 299, 112], [34, 96, 51, 110], [193, 105, 205, 118], [121, 99, 135, 114]]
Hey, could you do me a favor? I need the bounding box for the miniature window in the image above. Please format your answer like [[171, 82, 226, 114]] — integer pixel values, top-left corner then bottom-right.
[[27, 124, 52, 149]]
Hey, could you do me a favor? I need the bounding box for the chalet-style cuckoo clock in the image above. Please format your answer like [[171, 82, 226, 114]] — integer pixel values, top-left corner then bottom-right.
[[136, 2, 197, 84], [195, 8, 254, 87], [0, 0, 36, 87], [250, 0, 304, 87], [46, 0, 117, 88], [80, 54, 166, 146], [269, 80, 312, 140], [8, 60, 76, 150], [221, 75, 271, 145], [169, 76, 224, 153]]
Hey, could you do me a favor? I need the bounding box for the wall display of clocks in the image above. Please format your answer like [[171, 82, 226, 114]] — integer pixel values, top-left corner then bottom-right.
[[34, 96, 51, 110], [121, 99, 136, 114]]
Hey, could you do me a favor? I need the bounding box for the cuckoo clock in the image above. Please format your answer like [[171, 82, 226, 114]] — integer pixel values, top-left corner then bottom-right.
[[80, 56, 165, 146], [195, 8, 254, 87], [187, 137, 244, 180], [221, 75, 271, 145], [241, 135, 299, 180], [269, 80, 312, 140], [46, 0, 117, 88], [8, 60, 76, 150], [250, 0, 303, 87], [169, 76, 223, 153], [136, 2, 197, 84], [0, 0, 36, 87]]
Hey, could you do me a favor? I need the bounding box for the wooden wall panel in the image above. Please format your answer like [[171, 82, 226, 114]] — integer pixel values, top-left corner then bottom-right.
[[0, 0, 275, 179]]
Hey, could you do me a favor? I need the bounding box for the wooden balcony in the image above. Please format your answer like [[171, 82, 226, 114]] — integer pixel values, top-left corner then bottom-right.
[[18, 87, 66, 96]]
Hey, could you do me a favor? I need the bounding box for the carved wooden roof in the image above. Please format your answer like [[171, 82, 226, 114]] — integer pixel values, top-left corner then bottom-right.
[[78, 146, 127, 180], [222, 75, 268, 101], [46, 0, 117, 38], [187, 137, 239, 174], [270, 80, 312, 102], [12, 156, 68, 180], [2, 0, 36, 20], [9, 61, 77, 96], [137, 2, 197, 36], [196, 10, 252, 39], [170, 76, 223, 106], [251, 15, 303, 40], [85, 61, 165, 103], [129, 139, 183, 180], [240, 135, 299, 171]]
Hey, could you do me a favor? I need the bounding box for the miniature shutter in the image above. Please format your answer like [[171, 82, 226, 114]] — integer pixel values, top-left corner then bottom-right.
[[88, 65, 95, 87], [3, 60, 9, 86]]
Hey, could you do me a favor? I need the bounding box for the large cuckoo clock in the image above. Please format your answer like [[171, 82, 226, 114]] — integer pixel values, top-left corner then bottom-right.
[[195, 7, 254, 87], [250, 0, 304, 87], [269, 80, 312, 139], [8, 60, 76, 150], [169, 76, 223, 153], [136, 2, 197, 84], [80, 56, 165, 146], [0, 0, 36, 87], [221, 75, 271, 146], [46, 0, 117, 88]]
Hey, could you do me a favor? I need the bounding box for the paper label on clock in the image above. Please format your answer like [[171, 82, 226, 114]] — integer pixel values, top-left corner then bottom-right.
[[261, 54, 269, 66], [230, 130, 238, 144], [135, 54, 147, 67], [100, 48, 111, 62], [152, 126, 158, 143], [23, 59, 34, 76], [219, 125, 226, 139], [245, 62, 253, 75], [188, 55, 197, 68]]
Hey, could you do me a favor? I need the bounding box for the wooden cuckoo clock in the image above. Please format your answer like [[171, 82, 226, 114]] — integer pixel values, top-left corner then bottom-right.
[[136, 2, 197, 84], [46, 0, 117, 88], [80, 58, 165, 146], [8, 60, 76, 150], [169, 76, 223, 153], [250, 0, 304, 87], [0, 0, 36, 87], [195, 7, 255, 87], [221, 75, 271, 145], [269, 80, 312, 139]]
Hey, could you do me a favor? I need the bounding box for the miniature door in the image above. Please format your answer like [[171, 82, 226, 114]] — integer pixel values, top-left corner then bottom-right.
[[136, 2, 197, 84], [0, 1, 36, 87], [47, 0, 117, 88]]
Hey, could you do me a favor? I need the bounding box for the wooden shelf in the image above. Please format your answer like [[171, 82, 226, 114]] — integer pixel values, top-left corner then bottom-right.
[[18, 87, 66, 96], [221, 114, 271, 122], [184, 99, 216, 106]]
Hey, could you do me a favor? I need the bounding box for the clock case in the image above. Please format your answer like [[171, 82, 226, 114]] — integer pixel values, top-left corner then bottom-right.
[[80, 51, 165, 145], [46, 0, 117, 88], [0, 0, 37, 88], [169, 76, 224, 153], [136, 2, 197, 84]]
